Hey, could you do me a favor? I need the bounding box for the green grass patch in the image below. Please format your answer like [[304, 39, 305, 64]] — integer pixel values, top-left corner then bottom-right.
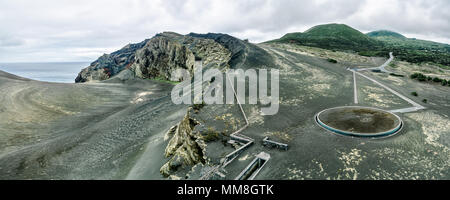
[[151, 76, 180, 85], [410, 72, 450, 86]]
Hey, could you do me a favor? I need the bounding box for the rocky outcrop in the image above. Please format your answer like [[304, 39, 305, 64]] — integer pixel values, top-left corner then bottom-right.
[[188, 32, 274, 69], [75, 40, 148, 83], [130, 35, 195, 82], [73, 31, 268, 177], [75, 32, 232, 83], [180, 34, 231, 67], [189, 33, 246, 61], [160, 108, 207, 177]]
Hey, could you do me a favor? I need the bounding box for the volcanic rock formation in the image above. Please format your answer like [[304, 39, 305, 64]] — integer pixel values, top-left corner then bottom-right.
[[75, 32, 232, 83]]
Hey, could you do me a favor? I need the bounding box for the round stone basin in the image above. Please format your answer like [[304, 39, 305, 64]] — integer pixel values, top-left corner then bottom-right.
[[315, 106, 403, 138]]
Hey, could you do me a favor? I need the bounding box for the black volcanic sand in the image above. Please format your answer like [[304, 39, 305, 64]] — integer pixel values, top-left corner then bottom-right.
[[0, 70, 188, 179], [1, 39, 450, 180], [217, 43, 450, 180], [318, 107, 401, 134]]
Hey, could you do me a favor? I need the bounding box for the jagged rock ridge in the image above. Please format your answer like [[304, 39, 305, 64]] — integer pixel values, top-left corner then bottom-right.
[[75, 39, 148, 83], [160, 108, 207, 177], [75, 32, 234, 83]]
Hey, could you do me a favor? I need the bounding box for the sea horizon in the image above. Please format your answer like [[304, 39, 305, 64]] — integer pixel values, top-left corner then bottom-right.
[[0, 62, 90, 83]]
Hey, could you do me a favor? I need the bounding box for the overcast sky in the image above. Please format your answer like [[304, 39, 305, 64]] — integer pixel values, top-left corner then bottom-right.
[[0, 0, 449, 62]]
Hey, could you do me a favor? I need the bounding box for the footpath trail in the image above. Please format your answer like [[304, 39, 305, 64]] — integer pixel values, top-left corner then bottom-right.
[[350, 52, 425, 113]]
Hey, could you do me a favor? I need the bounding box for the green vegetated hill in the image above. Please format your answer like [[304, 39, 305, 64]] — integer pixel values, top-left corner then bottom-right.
[[366, 30, 406, 39], [365, 30, 450, 67], [268, 24, 450, 67], [271, 23, 383, 51]]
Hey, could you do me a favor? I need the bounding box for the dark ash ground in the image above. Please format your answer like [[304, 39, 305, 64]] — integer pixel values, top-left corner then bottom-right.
[[1, 41, 449, 180]]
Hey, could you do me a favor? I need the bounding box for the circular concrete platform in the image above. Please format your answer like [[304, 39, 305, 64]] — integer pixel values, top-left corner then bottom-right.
[[315, 106, 403, 138]]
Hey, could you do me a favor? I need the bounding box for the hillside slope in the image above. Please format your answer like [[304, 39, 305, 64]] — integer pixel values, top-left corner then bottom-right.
[[269, 24, 450, 67], [366, 30, 407, 39], [269, 23, 383, 51], [365, 30, 450, 66]]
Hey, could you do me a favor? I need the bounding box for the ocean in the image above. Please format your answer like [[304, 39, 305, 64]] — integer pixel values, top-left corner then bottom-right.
[[0, 62, 90, 83]]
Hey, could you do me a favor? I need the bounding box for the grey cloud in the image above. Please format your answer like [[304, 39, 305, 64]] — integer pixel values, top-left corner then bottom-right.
[[0, 0, 449, 62], [0, 37, 24, 47]]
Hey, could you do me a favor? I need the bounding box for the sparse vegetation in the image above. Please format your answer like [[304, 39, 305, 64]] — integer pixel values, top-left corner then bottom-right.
[[271, 24, 450, 67], [358, 51, 384, 57], [410, 72, 425, 81], [365, 30, 450, 66], [327, 58, 337, 63], [389, 73, 404, 77], [192, 101, 206, 112], [202, 127, 221, 142], [411, 92, 418, 97], [389, 62, 398, 68], [433, 77, 443, 83], [422, 99, 428, 103], [410, 72, 450, 86], [152, 76, 180, 85]]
